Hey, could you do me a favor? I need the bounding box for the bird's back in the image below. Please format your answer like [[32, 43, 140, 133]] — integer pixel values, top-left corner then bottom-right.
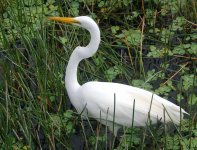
[[79, 81, 187, 128]]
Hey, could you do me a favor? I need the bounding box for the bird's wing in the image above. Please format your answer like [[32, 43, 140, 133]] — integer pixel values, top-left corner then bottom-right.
[[79, 82, 186, 127]]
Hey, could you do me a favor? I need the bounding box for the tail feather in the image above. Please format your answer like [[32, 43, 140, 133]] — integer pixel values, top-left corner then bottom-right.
[[164, 105, 188, 124]]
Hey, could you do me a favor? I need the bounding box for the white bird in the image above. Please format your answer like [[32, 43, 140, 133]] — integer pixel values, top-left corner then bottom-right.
[[49, 16, 188, 135]]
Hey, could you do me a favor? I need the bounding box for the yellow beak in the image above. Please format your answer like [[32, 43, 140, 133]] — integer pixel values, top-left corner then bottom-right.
[[48, 17, 80, 24]]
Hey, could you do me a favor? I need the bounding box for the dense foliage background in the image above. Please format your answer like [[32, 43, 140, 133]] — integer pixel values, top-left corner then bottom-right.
[[0, 0, 196, 149]]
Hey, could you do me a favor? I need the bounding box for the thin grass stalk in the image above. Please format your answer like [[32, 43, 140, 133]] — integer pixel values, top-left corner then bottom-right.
[[81, 119, 89, 150], [129, 99, 135, 148], [142, 94, 154, 149], [105, 107, 109, 150], [163, 107, 167, 149], [5, 80, 8, 135], [188, 67, 196, 149], [139, 16, 145, 78], [111, 93, 116, 149]]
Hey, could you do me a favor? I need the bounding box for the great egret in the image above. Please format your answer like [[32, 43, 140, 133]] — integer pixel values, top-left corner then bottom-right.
[[49, 16, 188, 135]]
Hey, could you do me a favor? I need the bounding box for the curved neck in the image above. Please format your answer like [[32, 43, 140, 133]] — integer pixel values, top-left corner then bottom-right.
[[65, 50, 81, 95], [65, 23, 100, 108], [86, 27, 100, 54]]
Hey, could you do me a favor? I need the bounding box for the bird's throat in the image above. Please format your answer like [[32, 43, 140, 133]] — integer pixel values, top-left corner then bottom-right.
[[65, 51, 81, 96]]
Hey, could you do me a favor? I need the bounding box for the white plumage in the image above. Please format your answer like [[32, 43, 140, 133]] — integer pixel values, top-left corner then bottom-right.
[[49, 16, 188, 135]]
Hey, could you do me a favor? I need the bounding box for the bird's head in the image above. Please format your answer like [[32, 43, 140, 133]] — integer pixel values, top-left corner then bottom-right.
[[48, 16, 97, 31], [48, 16, 100, 59]]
